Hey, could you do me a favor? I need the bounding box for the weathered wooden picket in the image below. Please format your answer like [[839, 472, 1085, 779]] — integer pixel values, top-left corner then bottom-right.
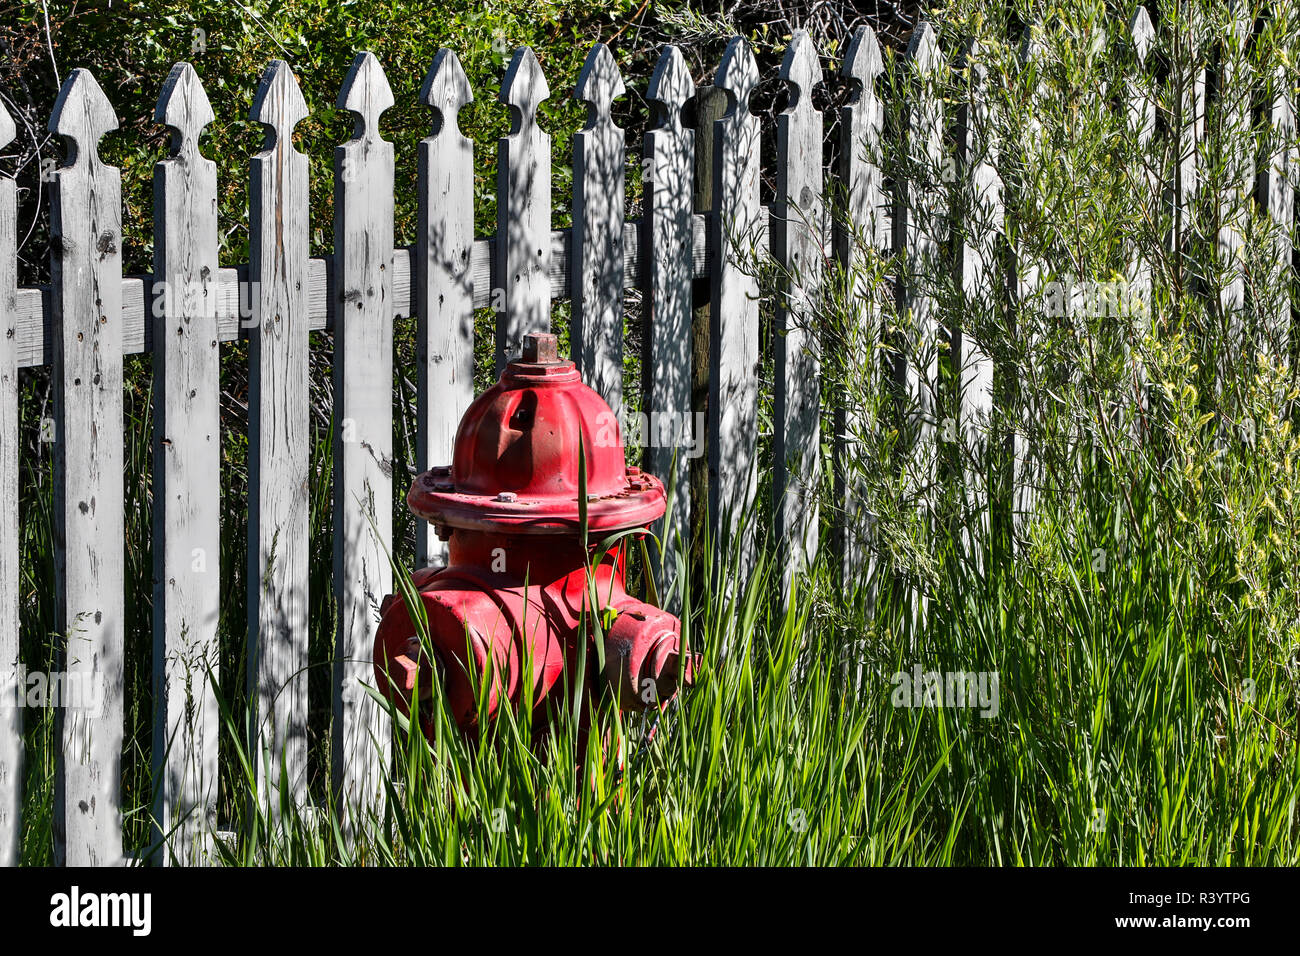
[[0, 8, 1295, 866]]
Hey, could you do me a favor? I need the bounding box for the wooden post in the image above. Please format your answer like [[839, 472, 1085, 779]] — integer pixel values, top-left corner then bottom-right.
[[331, 51, 394, 825], [247, 60, 310, 809], [833, 26, 885, 591], [644, 44, 695, 612], [0, 98, 19, 867], [708, 37, 761, 587], [50, 69, 125, 867], [572, 42, 626, 409], [497, 48, 551, 371], [773, 30, 824, 600], [151, 62, 221, 866], [416, 49, 475, 568]]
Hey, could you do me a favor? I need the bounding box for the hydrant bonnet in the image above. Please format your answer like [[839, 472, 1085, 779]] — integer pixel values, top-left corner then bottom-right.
[[407, 332, 666, 534]]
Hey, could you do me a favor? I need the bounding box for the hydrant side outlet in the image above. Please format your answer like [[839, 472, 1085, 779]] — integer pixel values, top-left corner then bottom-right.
[[374, 332, 692, 739]]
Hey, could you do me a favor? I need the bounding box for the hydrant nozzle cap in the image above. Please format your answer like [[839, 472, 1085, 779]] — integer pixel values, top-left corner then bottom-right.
[[522, 332, 560, 364]]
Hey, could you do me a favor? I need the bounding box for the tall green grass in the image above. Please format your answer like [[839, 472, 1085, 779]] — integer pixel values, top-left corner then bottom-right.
[[130, 437, 1300, 865], [127, 482, 1295, 865]]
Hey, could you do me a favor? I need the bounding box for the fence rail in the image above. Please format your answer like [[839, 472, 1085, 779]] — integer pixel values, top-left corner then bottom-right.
[[0, 8, 1295, 865]]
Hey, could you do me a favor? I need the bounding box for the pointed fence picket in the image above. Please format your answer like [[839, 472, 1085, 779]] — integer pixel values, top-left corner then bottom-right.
[[0, 14, 1293, 865], [1167, 3, 1208, 260], [643, 44, 696, 610], [1214, 5, 1254, 386], [952, 37, 1001, 568], [572, 43, 627, 410], [151, 62, 221, 866], [894, 24, 945, 536], [832, 26, 885, 591], [49, 69, 126, 868], [707, 37, 762, 587], [1124, 7, 1158, 443], [1259, 60, 1295, 362], [245, 60, 312, 811], [331, 51, 395, 824], [497, 48, 552, 372], [1009, 26, 1048, 551], [772, 31, 824, 601], [0, 99, 19, 868], [416, 49, 476, 569]]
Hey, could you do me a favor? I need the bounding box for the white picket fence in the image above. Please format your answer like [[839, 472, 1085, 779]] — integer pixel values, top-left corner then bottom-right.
[[0, 9, 1294, 865]]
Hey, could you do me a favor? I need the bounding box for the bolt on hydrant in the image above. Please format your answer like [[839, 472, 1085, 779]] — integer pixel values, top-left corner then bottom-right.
[[374, 332, 694, 743]]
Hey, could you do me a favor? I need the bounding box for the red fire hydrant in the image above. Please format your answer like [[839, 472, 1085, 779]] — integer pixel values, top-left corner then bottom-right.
[[374, 332, 693, 741]]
